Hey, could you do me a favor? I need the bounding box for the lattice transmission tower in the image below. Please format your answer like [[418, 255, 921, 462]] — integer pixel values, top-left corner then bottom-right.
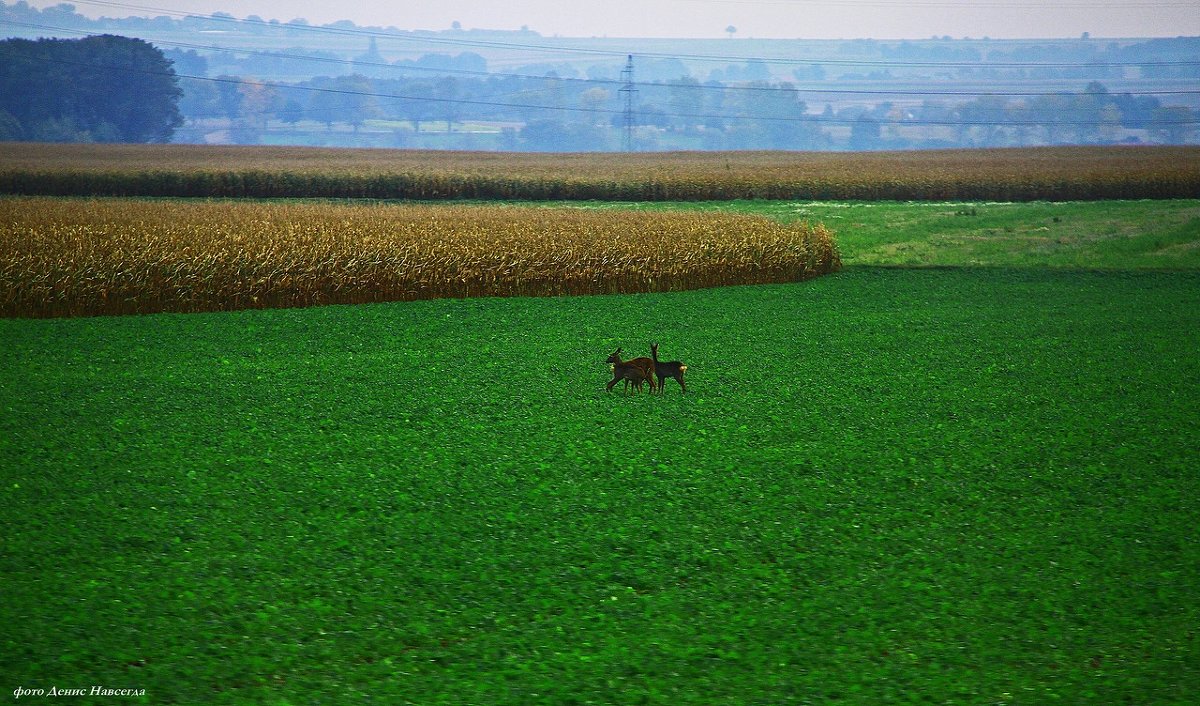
[[619, 55, 637, 152]]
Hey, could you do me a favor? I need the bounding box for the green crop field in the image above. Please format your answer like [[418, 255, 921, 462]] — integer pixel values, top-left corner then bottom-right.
[[2, 196, 1198, 702]]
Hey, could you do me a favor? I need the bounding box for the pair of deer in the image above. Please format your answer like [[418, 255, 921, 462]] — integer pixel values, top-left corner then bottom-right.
[[606, 344, 687, 394]]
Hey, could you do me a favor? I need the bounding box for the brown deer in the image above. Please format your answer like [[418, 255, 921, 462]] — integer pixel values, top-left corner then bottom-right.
[[606, 347, 656, 393], [650, 343, 687, 394]]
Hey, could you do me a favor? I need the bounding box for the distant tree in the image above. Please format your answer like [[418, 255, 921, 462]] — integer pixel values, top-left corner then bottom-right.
[[454, 52, 488, 73], [793, 64, 826, 82], [177, 78, 219, 121], [957, 95, 1011, 146], [306, 75, 380, 132], [579, 87, 612, 126], [229, 78, 279, 143], [277, 98, 306, 126], [635, 102, 670, 129], [433, 76, 461, 131], [1068, 82, 1110, 142], [1097, 104, 1123, 143], [742, 60, 771, 82], [539, 72, 566, 115], [1150, 106, 1196, 144], [306, 85, 338, 130], [214, 76, 245, 120], [521, 119, 609, 151], [399, 82, 437, 133], [0, 35, 182, 142], [1028, 93, 1075, 143], [746, 82, 816, 148], [849, 115, 882, 150], [1111, 93, 1161, 129], [701, 80, 730, 130], [162, 48, 207, 77], [668, 76, 703, 132]]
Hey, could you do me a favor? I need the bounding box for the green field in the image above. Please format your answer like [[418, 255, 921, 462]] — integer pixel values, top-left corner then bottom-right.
[[2, 200, 1199, 703], [605, 198, 1200, 269]]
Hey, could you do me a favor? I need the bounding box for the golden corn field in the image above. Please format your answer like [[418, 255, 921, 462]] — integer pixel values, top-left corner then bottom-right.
[[0, 197, 840, 318], [2, 143, 1198, 201]]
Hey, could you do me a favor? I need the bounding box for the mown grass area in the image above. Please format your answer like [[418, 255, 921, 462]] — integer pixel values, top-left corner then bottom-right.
[[2, 266, 1198, 703], [619, 198, 1200, 269]]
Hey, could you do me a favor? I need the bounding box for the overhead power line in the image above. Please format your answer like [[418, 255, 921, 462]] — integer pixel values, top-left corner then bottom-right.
[[19, 0, 1200, 68], [6, 20, 1200, 105], [3, 47, 1197, 127], [671, 0, 1192, 5]]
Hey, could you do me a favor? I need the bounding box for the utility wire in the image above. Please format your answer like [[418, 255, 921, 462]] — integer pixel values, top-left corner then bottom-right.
[[6, 20, 1200, 103], [672, 0, 1193, 6], [16, 0, 1200, 67], [4, 46, 1196, 127]]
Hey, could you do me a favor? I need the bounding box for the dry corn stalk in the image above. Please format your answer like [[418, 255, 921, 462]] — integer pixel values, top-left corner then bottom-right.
[[0, 197, 840, 317]]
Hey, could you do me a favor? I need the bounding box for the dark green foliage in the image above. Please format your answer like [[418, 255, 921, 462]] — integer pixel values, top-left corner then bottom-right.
[[2, 269, 1197, 703], [0, 35, 183, 143]]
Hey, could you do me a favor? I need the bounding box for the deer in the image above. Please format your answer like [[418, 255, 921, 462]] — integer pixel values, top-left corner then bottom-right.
[[650, 343, 687, 394], [606, 347, 656, 393]]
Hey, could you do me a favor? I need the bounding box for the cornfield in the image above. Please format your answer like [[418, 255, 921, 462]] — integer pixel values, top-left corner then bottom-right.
[[2, 144, 1198, 202], [0, 197, 840, 318]]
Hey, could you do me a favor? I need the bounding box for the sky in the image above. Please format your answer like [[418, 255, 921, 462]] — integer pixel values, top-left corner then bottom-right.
[[19, 0, 1200, 39]]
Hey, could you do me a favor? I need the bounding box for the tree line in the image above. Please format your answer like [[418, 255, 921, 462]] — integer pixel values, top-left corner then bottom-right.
[[0, 34, 1196, 150], [0, 35, 181, 143], [173, 53, 1197, 151]]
